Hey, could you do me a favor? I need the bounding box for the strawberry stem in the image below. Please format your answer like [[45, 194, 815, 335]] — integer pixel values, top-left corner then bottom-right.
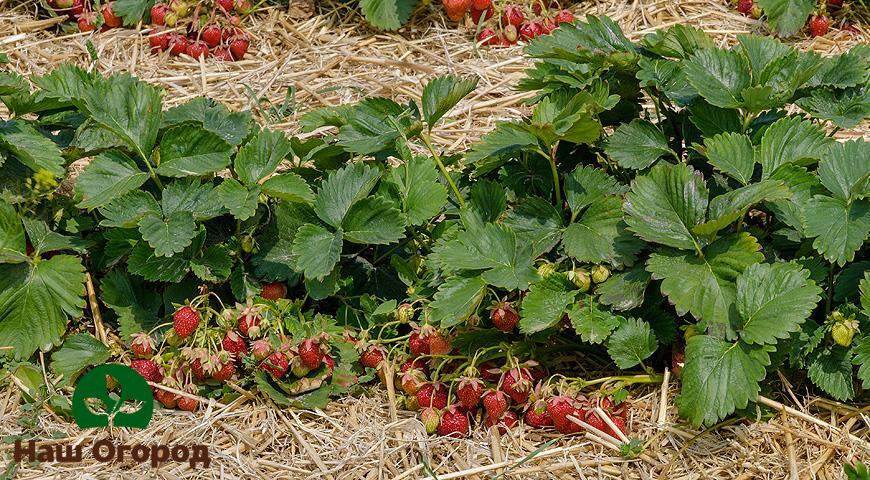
[[420, 132, 466, 209]]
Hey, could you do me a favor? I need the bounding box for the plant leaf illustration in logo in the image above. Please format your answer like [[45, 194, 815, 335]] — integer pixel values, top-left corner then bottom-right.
[[71, 364, 153, 429]]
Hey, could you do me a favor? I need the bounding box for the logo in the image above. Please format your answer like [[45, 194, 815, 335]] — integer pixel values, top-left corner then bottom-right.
[[71, 364, 153, 429]]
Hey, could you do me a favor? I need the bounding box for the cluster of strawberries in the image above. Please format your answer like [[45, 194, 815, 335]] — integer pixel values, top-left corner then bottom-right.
[[358, 301, 628, 438], [442, 0, 575, 47], [734, 0, 846, 37], [148, 0, 252, 61], [46, 0, 124, 32]]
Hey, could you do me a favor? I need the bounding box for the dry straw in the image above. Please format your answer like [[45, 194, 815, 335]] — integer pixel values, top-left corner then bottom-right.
[[0, 0, 869, 478]]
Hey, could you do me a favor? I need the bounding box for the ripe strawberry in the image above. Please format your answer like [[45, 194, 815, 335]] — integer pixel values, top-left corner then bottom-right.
[[401, 368, 427, 396], [482, 389, 509, 420], [238, 313, 261, 337], [201, 25, 222, 48], [229, 36, 250, 60], [249, 339, 272, 361], [524, 400, 553, 428], [168, 34, 189, 56], [190, 358, 206, 380], [261, 352, 289, 378], [222, 330, 247, 359], [502, 4, 525, 27], [583, 409, 608, 434], [299, 338, 324, 370], [437, 406, 469, 437], [173, 306, 200, 339], [149, 30, 170, 52], [324, 354, 335, 370], [471, 0, 490, 10], [809, 14, 831, 37], [211, 361, 235, 381], [485, 409, 518, 434], [479, 361, 502, 382], [554, 9, 574, 25], [491, 301, 518, 332], [212, 47, 234, 61], [154, 388, 177, 408], [737, 0, 753, 15], [216, 0, 234, 11], [470, 6, 494, 23], [400, 357, 428, 374], [477, 27, 498, 46], [519, 21, 543, 40], [260, 281, 286, 300], [130, 333, 154, 358], [77, 13, 97, 32], [546, 396, 576, 424], [101, 2, 123, 28], [177, 395, 198, 411], [456, 377, 484, 408], [427, 331, 451, 355], [69, 0, 85, 18], [409, 329, 430, 357], [608, 416, 627, 436], [151, 3, 170, 24], [186, 41, 209, 60], [131, 359, 163, 383], [416, 382, 448, 409], [360, 345, 387, 369], [500, 368, 533, 404], [420, 407, 441, 434], [442, 0, 471, 21]]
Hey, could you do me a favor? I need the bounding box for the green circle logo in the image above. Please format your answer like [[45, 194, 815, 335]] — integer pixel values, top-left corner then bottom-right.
[[71, 364, 153, 430]]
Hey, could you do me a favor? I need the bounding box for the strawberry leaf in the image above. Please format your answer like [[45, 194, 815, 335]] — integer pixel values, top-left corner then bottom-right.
[[435, 223, 539, 290], [807, 346, 854, 401], [358, 0, 417, 30], [597, 265, 651, 311], [795, 87, 870, 130], [563, 196, 643, 267], [465, 123, 539, 169], [520, 274, 577, 334], [341, 196, 405, 245], [804, 196, 870, 266], [161, 96, 251, 146], [155, 125, 233, 177], [253, 202, 319, 280], [234, 129, 293, 186], [818, 139, 869, 203], [49, 333, 110, 386], [22, 218, 87, 255], [160, 180, 224, 221], [676, 336, 769, 427], [83, 73, 163, 158], [756, 0, 814, 37], [100, 270, 162, 339], [0, 255, 86, 359], [605, 119, 674, 170], [191, 245, 233, 283], [215, 178, 260, 221], [75, 150, 148, 209], [758, 116, 834, 179], [98, 191, 161, 228], [702, 132, 754, 186], [261, 173, 314, 204], [636, 57, 697, 106], [0, 119, 66, 177], [429, 275, 488, 328], [564, 165, 625, 213], [421, 75, 478, 128], [127, 242, 190, 282], [138, 211, 196, 257], [765, 164, 823, 235], [641, 24, 714, 59], [0, 201, 26, 262], [313, 163, 381, 229], [606, 317, 658, 368], [683, 48, 751, 109], [383, 156, 448, 226], [292, 224, 343, 280], [567, 294, 621, 344], [853, 334, 870, 389], [503, 197, 563, 257]]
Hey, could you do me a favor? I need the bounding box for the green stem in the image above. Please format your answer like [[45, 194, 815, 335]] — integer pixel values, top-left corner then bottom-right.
[[825, 263, 835, 315], [740, 111, 755, 134], [548, 146, 562, 209], [420, 132, 465, 209]]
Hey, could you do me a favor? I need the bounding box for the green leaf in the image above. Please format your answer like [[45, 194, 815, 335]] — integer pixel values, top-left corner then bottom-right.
[[50, 333, 110, 385], [503, 197, 563, 257], [75, 150, 148, 209], [597, 265, 651, 311], [684, 48, 751, 109], [0, 201, 25, 261], [98, 191, 161, 228], [113, 0, 155, 25], [756, 0, 814, 36], [313, 163, 380, 228], [808, 346, 854, 401], [736, 262, 822, 345], [818, 139, 869, 202], [333, 98, 408, 155], [100, 270, 162, 339], [737, 35, 792, 77], [563, 196, 643, 267], [342, 196, 405, 244], [0, 255, 86, 359], [261, 173, 314, 204], [804, 196, 870, 266], [467, 180, 507, 226], [436, 223, 539, 290], [636, 57, 697, 106], [567, 295, 621, 344], [519, 275, 577, 333], [676, 336, 769, 427], [191, 245, 233, 282], [127, 242, 190, 282], [155, 125, 232, 177], [234, 129, 293, 186], [421, 75, 478, 127], [688, 101, 742, 137], [215, 178, 260, 221], [641, 24, 715, 59], [83, 73, 163, 157], [429, 275, 488, 328], [766, 164, 823, 235], [161, 96, 251, 146], [607, 318, 658, 369], [702, 132, 754, 186], [0, 120, 65, 177], [385, 156, 447, 225], [465, 123, 540, 166], [759, 116, 834, 179], [564, 165, 624, 213], [358, 0, 417, 30], [160, 180, 224, 221], [853, 335, 870, 388], [796, 87, 870, 130], [137, 211, 196, 257], [605, 119, 674, 170], [292, 224, 343, 280], [624, 162, 708, 250], [23, 218, 87, 255], [693, 180, 791, 238], [253, 201, 318, 279], [809, 48, 868, 89], [647, 233, 763, 339]]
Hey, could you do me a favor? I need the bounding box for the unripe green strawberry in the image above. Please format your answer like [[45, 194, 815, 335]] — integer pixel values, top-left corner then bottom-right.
[[420, 407, 440, 434], [831, 317, 859, 347], [536, 262, 558, 278], [591, 264, 610, 284], [396, 303, 414, 323], [567, 269, 591, 292], [683, 324, 698, 342]]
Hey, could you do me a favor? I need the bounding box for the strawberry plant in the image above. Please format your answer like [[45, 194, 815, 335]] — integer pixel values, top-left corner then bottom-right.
[[731, 0, 857, 37]]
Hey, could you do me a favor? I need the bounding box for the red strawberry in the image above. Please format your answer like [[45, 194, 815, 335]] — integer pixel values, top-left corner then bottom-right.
[[149, 30, 170, 52], [211, 361, 235, 381], [154, 388, 177, 408], [177, 395, 198, 411], [583, 409, 608, 434], [808, 15, 830, 37], [130, 333, 154, 358], [477, 27, 498, 46], [500, 368, 533, 404], [168, 34, 189, 56], [491, 302, 518, 332], [173, 306, 200, 339], [151, 3, 170, 24], [420, 407, 441, 434], [524, 400, 553, 428], [401, 368, 427, 396], [191, 358, 206, 380], [554, 9, 574, 25], [456, 377, 484, 408], [542, 18, 556, 34], [408, 329, 430, 357], [229, 36, 250, 60], [324, 354, 335, 370], [737, 0, 753, 15], [201, 25, 222, 48], [442, 0, 471, 21], [238, 313, 262, 338], [546, 396, 576, 424], [482, 389, 509, 420], [249, 339, 272, 361], [212, 47, 234, 61], [299, 338, 324, 370], [186, 40, 209, 60], [471, 0, 490, 10], [437, 406, 469, 437], [671, 349, 685, 376], [416, 382, 448, 409], [485, 410, 518, 434], [131, 359, 163, 382], [77, 13, 97, 32], [101, 2, 123, 28], [400, 357, 428, 374], [260, 281, 286, 300], [222, 330, 247, 359], [216, 0, 234, 11], [360, 345, 387, 369], [427, 331, 451, 355], [502, 4, 525, 27], [828, 0, 843, 6], [68, 0, 85, 18], [608, 416, 627, 436], [479, 361, 502, 382], [470, 6, 494, 23], [235, 0, 254, 14], [519, 21, 543, 40], [261, 352, 289, 378]]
